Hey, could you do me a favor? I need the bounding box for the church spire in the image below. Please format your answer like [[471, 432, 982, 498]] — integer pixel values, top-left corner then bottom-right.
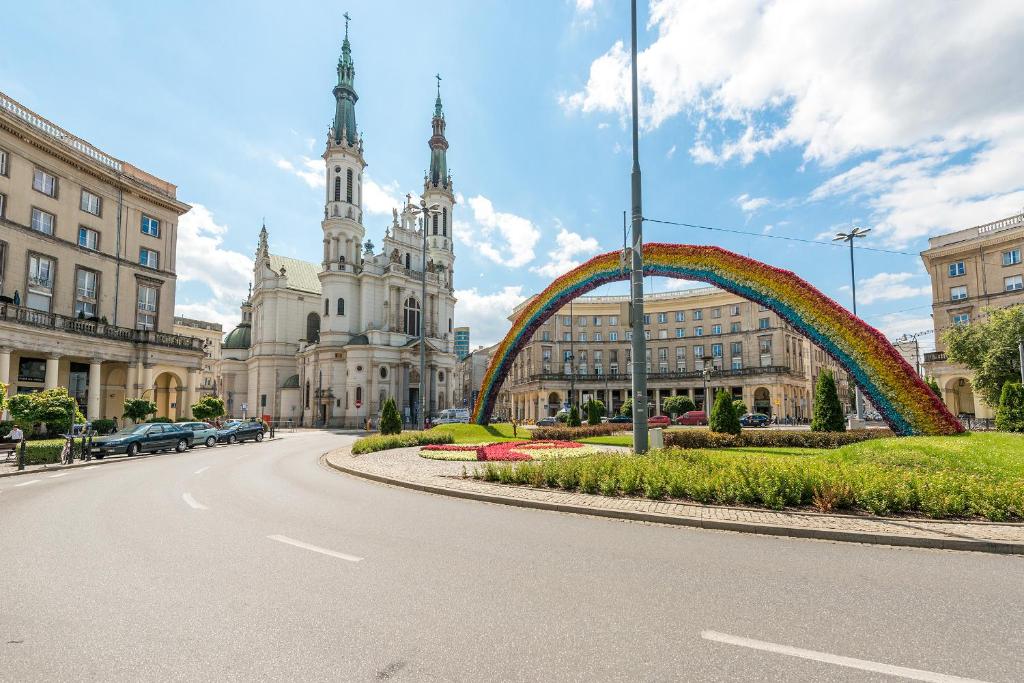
[[332, 12, 358, 146], [427, 73, 449, 189], [256, 220, 269, 259]]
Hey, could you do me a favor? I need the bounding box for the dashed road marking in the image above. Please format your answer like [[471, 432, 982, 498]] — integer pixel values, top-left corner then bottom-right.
[[181, 492, 208, 510], [48, 472, 70, 478], [267, 534, 363, 563], [194, 466, 210, 475], [14, 479, 40, 487]]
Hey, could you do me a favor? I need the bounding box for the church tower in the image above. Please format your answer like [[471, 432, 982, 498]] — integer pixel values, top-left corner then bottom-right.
[[422, 76, 455, 276]]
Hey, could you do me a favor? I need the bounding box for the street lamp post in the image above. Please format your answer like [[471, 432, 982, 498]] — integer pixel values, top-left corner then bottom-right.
[[569, 299, 575, 416], [834, 226, 871, 421], [702, 354, 714, 413], [628, 0, 648, 453], [1019, 338, 1024, 384], [407, 199, 441, 430]]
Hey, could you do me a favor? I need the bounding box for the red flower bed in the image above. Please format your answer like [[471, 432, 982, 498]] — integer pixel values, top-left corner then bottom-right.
[[477, 440, 584, 461]]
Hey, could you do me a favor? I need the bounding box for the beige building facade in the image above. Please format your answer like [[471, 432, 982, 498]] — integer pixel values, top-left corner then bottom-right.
[[921, 212, 1024, 419], [0, 91, 204, 421], [173, 316, 222, 397], [502, 287, 852, 422]]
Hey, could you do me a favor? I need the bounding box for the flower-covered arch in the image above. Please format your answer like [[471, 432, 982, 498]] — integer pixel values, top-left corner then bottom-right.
[[471, 244, 962, 436]]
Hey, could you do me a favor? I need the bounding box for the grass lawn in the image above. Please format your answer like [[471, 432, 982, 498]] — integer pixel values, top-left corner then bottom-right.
[[474, 432, 1024, 521], [580, 435, 634, 447], [426, 423, 526, 443]]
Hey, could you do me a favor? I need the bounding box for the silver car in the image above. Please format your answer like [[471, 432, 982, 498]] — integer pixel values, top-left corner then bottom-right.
[[175, 421, 219, 448]]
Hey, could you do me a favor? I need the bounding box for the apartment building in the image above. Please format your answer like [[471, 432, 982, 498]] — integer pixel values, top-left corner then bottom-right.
[[503, 287, 852, 422], [921, 212, 1024, 418], [452, 342, 496, 411], [173, 316, 223, 397], [0, 91, 203, 420]]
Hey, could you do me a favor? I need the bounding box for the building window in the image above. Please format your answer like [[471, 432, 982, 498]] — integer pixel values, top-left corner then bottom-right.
[[346, 169, 353, 203], [731, 358, 743, 370], [561, 315, 570, 325], [404, 253, 411, 269], [324, 298, 330, 315], [0, 240, 6, 292], [1005, 275, 1023, 292], [730, 322, 741, 333], [80, 190, 102, 216], [0, 148, 7, 176], [140, 214, 161, 237], [578, 316, 587, 326], [403, 297, 421, 336], [729, 304, 740, 316], [642, 314, 650, 325], [0, 192, 5, 218], [758, 317, 770, 329], [711, 307, 721, 319], [1004, 249, 1022, 266], [31, 207, 55, 235], [334, 176, 341, 202], [655, 329, 665, 339], [593, 316, 602, 326], [712, 324, 722, 335], [337, 298, 345, 315], [693, 309, 703, 320], [78, 227, 99, 250], [657, 312, 667, 324], [695, 326, 703, 337], [948, 261, 965, 277], [442, 207, 448, 236], [675, 311, 685, 322], [137, 284, 157, 330], [579, 332, 587, 342], [950, 285, 968, 301], [643, 330, 650, 340], [541, 331, 550, 341], [675, 328, 684, 338], [609, 316, 618, 326], [139, 248, 160, 269], [952, 313, 970, 326], [594, 332, 602, 342], [32, 169, 57, 197], [27, 254, 54, 312], [306, 312, 321, 342], [75, 268, 98, 318], [563, 332, 571, 342], [731, 341, 742, 356], [609, 331, 618, 342]]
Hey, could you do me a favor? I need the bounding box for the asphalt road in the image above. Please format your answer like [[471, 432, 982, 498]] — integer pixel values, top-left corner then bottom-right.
[[1, 430, 1021, 682]]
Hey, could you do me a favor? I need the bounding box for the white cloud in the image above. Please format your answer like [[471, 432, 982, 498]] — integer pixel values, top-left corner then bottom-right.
[[530, 228, 601, 278], [456, 195, 541, 268], [275, 156, 323, 189], [735, 192, 770, 214], [175, 204, 253, 329], [666, 144, 677, 159], [362, 175, 401, 216], [454, 286, 529, 347], [575, 0, 595, 11], [564, 0, 1024, 244], [838, 271, 931, 305], [870, 312, 936, 352]]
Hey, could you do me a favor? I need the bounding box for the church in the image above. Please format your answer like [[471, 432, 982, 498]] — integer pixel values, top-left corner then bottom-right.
[[216, 22, 458, 427]]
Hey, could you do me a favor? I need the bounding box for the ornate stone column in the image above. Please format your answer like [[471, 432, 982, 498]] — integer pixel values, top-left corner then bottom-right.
[[142, 364, 155, 401], [87, 360, 102, 420], [44, 354, 60, 390], [186, 368, 199, 418]]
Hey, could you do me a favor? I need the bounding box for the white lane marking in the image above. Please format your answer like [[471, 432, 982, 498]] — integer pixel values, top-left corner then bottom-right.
[[14, 479, 40, 487], [48, 472, 70, 478], [194, 466, 210, 475], [82, 465, 98, 470], [267, 535, 363, 563], [701, 631, 988, 683], [181, 492, 208, 510]]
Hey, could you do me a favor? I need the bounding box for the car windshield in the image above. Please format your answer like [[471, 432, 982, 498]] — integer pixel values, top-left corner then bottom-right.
[[112, 425, 149, 436]]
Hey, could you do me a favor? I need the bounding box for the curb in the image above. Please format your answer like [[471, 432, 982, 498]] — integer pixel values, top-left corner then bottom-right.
[[323, 454, 1024, 556], [0, 451, 164, 478]]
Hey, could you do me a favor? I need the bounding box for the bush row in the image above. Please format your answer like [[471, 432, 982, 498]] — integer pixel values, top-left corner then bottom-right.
[[351, 430, 454, 454], [531, 424, 620, 441], [473, 449, 1024, 521], [663, 428, 891, 450]]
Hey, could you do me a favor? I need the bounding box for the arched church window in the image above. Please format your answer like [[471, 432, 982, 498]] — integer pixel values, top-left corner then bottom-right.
[[448, 318, 452, 332], [305, 381, 310, 409], [333, 176, 341, 202], [306, 312, 321, 343], [442, 208, 448, 236], [337, 298, 345, 316], [346, 169, 353, 203], [355, 386, 362, 403], [324, 299, 330, 315], [403, 297, 421, 337], [405, 253, 411, 269], [432, 213, 438, 235]]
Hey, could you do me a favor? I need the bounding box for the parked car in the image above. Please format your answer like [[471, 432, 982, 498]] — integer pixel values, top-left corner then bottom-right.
[[536, 416, 557, 427], [216, 421, 266, 444], [91, 423, 193, 458], [648, 414, 671, 428], [608, 414, 632, 424], [739, 413, 770, 428], [176, 421, 220, 447], [675, 410, 708, 426]]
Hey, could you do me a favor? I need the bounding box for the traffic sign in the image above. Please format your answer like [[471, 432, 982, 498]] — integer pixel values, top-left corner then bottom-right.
[[355, 399, 362, 409]]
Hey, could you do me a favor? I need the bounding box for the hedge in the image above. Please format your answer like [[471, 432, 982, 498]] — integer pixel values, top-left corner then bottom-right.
[[663, 428, 891, 450], [531, 424, 621, 441], [351, 430, 454, 454], [14, 439, 67, 465]]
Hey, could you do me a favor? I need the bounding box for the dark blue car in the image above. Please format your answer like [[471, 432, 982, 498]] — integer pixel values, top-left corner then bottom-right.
[[92, 423, 194, 458], [216, 421, 265, 444], [740, 413, 770, 428]]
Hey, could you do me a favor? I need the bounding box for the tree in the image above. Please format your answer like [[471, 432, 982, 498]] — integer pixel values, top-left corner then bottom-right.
[[620, 398, 633, 417], [8, 388, 84, 434], [709, 389, 741, 435], [585, 399, 604, 425], [995, 382, 1024, 432], [732, 399, 748, 416], [811, 369, 846, 432], [122, 398, 157, 423], [379, 397, 402, 435], [0, 382, 6, 417], [662, 395, 696, 417], [190, 395, 225, 422], [567, 404, 582, 427], [925, 376, 942, 398], [943, 304, 1024, 407]]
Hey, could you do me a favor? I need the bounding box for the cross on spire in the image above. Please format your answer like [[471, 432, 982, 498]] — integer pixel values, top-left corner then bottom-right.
[[436, 73, 442, 94], [343, 11, 351, 37]]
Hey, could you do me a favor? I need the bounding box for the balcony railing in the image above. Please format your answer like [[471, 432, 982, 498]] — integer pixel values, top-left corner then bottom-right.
[[924, 351, 947, 363], [517, 365, 799, 384], [0, 302, 203, 351]]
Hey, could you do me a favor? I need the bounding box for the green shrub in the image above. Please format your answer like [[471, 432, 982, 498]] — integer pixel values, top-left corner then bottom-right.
[[995, 382, 1024, 432], [122, 398, 157, 423], [567, 405, 582, 427], [585, 400, 603, 426], [555, 411, 568, 423], [532, 423, 618, 440], [662, 428, 890, 450], [145, 416, 172, 423], [379, 397, 402, 435], [90, 418, 117, 435], [351, 430, 454, 454], [620, 398, 633, 417], [709, 390, 741, 435], [733, 400, 748, 416], [811, 370, 846, 432], [191, 395, 225, 422], [8, 388, 84, 434], [17, 438, 66, 465], [0, 420, 13, 438], [662, 395, 696, 417]]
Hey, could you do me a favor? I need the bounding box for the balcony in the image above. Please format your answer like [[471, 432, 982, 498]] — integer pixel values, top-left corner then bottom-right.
[[0, 302, 204, 351], [520, 365, 799, 384], [924, 351, 947, 364]]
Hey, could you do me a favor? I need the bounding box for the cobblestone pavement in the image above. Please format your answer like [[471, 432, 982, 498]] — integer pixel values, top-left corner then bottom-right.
[[326, 446, 1024, 552]]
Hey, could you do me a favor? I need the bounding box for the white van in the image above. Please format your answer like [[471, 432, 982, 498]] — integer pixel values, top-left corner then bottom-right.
[[433, 408, 470, 424]]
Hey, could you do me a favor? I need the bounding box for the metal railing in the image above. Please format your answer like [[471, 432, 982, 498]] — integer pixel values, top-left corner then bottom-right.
[[923, 351, 947, 363], [519, 365, 799, 384]]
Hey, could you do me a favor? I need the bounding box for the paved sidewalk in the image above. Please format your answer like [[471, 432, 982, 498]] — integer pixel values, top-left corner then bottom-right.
[[325, 446, 1024, 555]]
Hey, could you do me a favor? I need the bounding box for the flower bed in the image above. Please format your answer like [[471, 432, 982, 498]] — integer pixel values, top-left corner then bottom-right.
[[420, 440, 600, 462]]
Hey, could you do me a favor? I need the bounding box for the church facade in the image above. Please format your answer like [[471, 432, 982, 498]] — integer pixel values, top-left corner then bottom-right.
[[216, 25, 458, 427]]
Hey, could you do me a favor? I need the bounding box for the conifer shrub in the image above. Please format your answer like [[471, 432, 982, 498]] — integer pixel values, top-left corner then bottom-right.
[[379, 397, 402, 435], [567, 405, 582, 427], [709, 389, 741, 435], [811, 369, 846, 432], [995, 382, 1024, 432]]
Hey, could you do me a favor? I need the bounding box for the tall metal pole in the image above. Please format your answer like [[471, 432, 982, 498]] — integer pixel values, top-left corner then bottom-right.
[[628, 0, 648, 453], [1019, 338, 1024, 384], [569, 299, 575, 416], [848, 239, 864, 421], [419, 201, 429, 430]]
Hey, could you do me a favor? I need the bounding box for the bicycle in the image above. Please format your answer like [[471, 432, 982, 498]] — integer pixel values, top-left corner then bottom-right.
[[60, 436, 73, 465]]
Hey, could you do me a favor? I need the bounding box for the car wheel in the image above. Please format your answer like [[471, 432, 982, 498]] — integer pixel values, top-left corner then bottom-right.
[[94, 453, 105, 460], [175, 439, 188, 453], [255, 432, 264, 442], [205, 436, 216, 448], [228, 434, 237, 445], [127, 442, 140, 457]]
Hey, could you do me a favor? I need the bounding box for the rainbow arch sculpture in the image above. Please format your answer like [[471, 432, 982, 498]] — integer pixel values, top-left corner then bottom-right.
[[471, 243, 962, 436]]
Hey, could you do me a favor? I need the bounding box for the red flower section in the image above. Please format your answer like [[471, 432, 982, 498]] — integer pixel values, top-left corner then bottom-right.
[[477, 440, 585, 461]]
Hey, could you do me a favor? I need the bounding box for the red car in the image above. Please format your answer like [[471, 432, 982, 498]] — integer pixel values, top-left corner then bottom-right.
[[647, 415, 671, 428], [675, 410, 707, 426]]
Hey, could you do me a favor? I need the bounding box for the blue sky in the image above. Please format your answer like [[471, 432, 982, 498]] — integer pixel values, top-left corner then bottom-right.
[[4, 1, 1023, 348]]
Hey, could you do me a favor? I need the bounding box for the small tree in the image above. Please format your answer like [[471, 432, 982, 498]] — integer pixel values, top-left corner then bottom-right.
[[379, 397, 402, 435], [0, 382, 7, 417], [709, 389, 741, 435], [995, 382, 1024, 432], [811, 369, 846, 432], [9, 388, 84, 434], [732, 399, 748, 416], [191, 395, 226, 422], [620, 398, 633, 417], [567, 404, 582, 427], [123, 398, 157, 423], [585, 399, 604, 425], [662, 395, 696, 417], [943, 304, 1024, 407], [925, 376, 942, 399]]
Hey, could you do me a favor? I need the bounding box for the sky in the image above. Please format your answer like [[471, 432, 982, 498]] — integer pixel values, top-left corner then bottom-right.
[[3, 0, 1023, 351]]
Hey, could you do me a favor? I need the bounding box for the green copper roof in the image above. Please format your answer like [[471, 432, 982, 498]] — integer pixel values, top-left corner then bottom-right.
[[223, 322, 251, 349], [333, 18, 358, 145], [268, 254, 321, 294]]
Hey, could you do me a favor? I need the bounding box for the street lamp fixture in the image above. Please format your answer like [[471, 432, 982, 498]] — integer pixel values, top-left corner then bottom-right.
[[405, 198, 442, 430], [701, 354, 715, 411], [833, 226, 871, 420]]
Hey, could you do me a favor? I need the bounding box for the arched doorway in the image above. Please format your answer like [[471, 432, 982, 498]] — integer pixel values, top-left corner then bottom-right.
[[547, 392, 560, 416], [945, 377, 976, 417], [753, 387, 772, 417], [153, 371, 184, 420], [471, 244, 962, 436]]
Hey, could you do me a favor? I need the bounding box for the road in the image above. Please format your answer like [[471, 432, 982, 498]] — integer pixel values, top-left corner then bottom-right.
[[1, 430, 1020, 681]]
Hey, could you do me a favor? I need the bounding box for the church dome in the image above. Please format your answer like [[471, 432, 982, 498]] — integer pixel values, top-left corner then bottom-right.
[[223, 322, 252, 349]]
